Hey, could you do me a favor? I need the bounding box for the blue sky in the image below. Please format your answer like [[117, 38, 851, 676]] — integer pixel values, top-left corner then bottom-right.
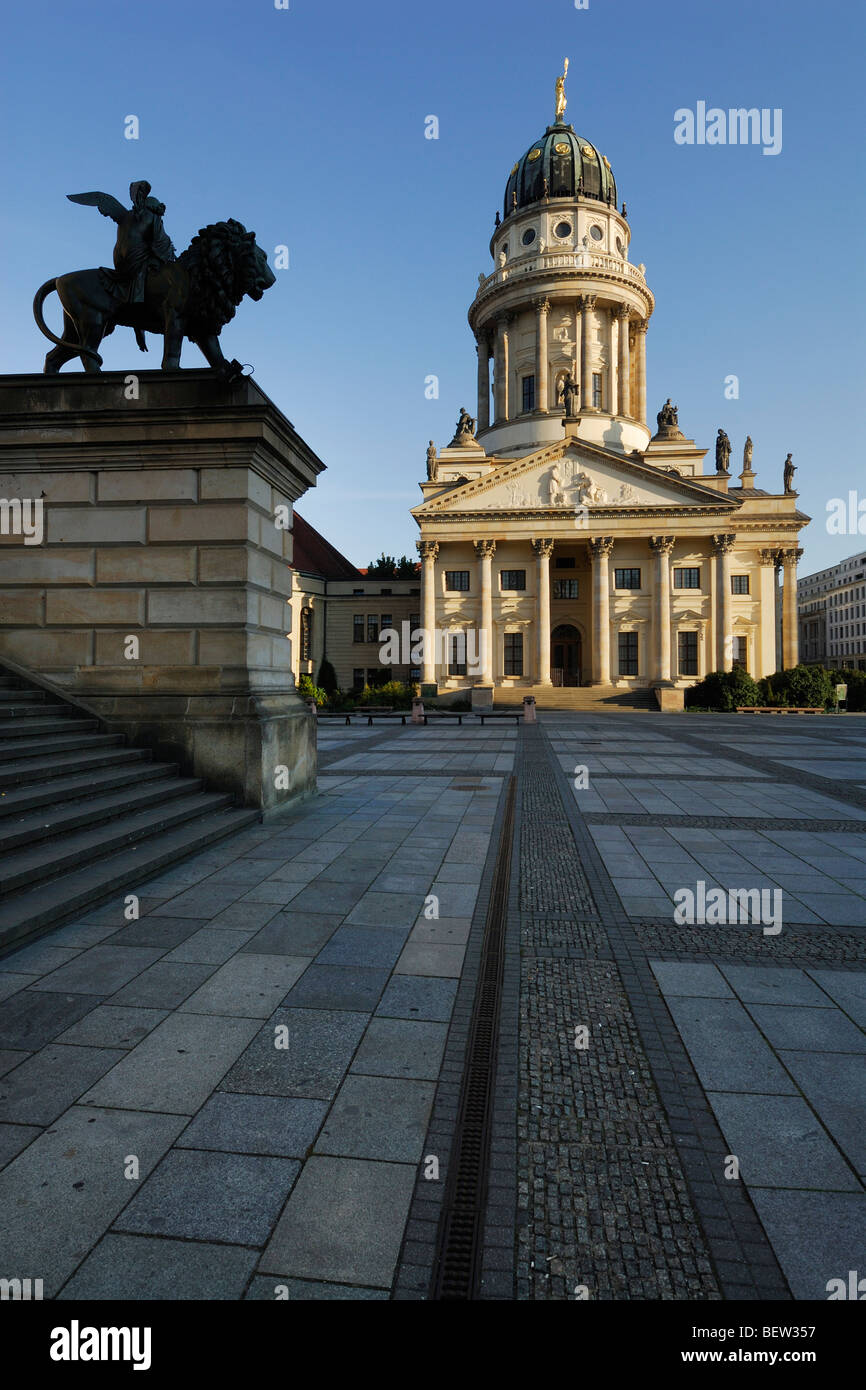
[[1, 0, 863, 573]]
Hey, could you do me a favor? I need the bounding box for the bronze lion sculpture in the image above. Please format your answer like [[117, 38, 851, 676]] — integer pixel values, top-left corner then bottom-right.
[[34, 219, 275, 379]]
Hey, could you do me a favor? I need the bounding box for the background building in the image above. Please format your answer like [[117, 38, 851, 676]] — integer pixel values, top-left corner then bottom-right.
[[798, 551, 866, 670], [413, 80, 809, 701], [289, 513, 421, 691]]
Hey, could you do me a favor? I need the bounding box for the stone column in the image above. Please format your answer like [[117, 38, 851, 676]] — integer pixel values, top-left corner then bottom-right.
[[474, 539, 497, 684], [759, 549, 780, 673], [494, 319, 510, 423], [531, 537, 554, 684], [616, 305, 631, 418], [476, 338, 490, 431], [535, 299, 550, 413], [781, 547, 803, 669], [608, 312, 619, 418], [633, 318, 648, 424], [416, 539, 439, 684], [649, 536, 675, 681], [588, 536, 614, 684], [712, 534, 736, 671], [580, 295, 597, 411]]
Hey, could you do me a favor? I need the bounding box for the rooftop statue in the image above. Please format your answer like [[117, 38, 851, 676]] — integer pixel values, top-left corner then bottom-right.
[[455, 406, 476, 439], [554, 58, 569, 123], [657, 398, 678, 430], [715, 428, 732, 474], [783, 452, 797, 494], [34, 183, 276, 380]]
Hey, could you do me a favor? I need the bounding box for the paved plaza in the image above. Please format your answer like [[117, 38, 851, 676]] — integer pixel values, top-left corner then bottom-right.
[[0, 713, 864, 1299]]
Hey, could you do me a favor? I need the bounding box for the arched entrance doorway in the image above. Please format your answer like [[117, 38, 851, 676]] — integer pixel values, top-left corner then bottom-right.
[[551, 624, 582, 687]]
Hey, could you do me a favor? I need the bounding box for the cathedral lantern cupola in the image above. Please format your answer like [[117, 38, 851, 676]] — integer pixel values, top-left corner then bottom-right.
[[468, 61, 655, 459]]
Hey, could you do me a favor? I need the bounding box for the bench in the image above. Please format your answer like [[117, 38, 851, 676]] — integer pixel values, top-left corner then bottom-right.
[[736, 706, 825, 715]]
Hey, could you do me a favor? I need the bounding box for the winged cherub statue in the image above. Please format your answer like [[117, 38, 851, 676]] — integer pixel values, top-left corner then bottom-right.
[[67, 183, 176, 348]]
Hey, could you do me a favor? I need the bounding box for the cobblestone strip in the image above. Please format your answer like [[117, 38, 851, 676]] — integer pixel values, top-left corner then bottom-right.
[[392, 772, 512, 1300], [630, 920, 866, 964], [535, 724, 791, 1299], [515, 727, 730, 1300]]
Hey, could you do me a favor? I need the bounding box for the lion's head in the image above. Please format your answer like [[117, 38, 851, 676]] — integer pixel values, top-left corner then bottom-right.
[[180, 219, 276, 336]]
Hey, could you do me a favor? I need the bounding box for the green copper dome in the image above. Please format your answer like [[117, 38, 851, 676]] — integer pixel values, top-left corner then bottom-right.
[[503, 124, 618, 216]]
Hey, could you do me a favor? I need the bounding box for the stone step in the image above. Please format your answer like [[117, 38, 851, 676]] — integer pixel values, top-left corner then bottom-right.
[[0, 791, 237, 896], [0, 689, 50, 704], [0, 731, 126, 767], [0, 759, 174, 819], [0, 805, 260, 954], [0, 743, 146, 788], [0, 715, 97, 740], [0, 773, 202, 852], [0, 702, 71, 719]]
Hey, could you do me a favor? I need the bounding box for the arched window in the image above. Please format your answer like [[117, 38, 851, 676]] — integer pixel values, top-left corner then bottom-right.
[[300, 606, 313, 662]]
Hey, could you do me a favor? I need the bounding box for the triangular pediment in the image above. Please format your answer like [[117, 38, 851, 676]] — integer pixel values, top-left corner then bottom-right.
[[414, 438, 738, 518]]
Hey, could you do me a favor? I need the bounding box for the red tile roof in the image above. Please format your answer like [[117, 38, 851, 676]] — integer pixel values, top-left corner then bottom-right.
[[290, 511, 363, 580]]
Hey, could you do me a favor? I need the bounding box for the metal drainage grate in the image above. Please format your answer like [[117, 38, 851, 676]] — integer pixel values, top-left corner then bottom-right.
[[430, 774, 516, 1300]]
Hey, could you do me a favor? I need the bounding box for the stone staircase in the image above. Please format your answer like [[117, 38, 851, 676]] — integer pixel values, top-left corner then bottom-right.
[[527, 684, 659, 712], [0, 665, 260, 955]]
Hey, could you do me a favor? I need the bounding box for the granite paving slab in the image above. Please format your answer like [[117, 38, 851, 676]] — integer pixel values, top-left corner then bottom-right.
[[259, 1155, 416, 1287], [58, 1233, 259, 1301], [0, 1105, 187, 1297], [176, 1093, 328, 1158], [219, 1008, 369, 1100], [113, 1148, 300, 1247]]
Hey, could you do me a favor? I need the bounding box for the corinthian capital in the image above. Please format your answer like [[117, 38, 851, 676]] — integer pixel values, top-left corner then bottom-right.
[[416, 539, 439, 561], [649, 535, 675, 555], [587, 536, 614, 560], [579, 294, 597, 313], [531, 537, 555, 558], [758, 548, 782, 567], [474, 539, 497, 559], [711, 533, 737, 556], [780, 547, 804, 567]]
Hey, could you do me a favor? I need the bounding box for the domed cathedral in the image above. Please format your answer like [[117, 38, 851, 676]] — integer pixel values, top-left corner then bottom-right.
[[413, 64, 809, 705]]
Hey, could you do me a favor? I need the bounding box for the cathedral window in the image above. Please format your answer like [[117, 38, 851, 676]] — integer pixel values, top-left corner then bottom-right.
[[592, 373, 603, 408], [522, 375, 536, 412], [504, 633, 524, 677], [673, 567, 701, 590], [353, 614, 365, 643], [618, 631, 638, 676], [448, 632, 467, 676], [367, 615, 379, 643], [615, 568, 641, 590], [553, 579, 579, 599], [445, 570, 470, 592], [300, 607, 313, 662], [500, 570, 526, 591], [678, 631, 698, 676], [731, 574, 750, 594], [732, 637, 748, 669]]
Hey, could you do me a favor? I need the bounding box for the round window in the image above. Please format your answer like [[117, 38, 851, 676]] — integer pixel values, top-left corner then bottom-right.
[[589, 225, 604, 241], [521, 227, 536, 246], [554, 221, 572, 239]]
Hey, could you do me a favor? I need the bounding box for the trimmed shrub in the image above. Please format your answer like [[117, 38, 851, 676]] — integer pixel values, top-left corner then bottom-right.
[[356, 680, 415, 709], [686, 668, 761, 711], [317, 658, 339, 694], [761, 664, 833, 709], [297, 673, 328, 707]]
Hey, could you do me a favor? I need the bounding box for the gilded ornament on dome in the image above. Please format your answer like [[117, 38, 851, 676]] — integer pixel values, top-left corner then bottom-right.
[[554, 142, 570, 155], [581, 145, 594, 157], [510, 162, 519, 175], [527, 148, 542, 162]]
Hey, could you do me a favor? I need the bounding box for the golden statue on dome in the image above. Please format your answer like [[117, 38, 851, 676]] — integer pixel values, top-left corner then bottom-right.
[[555, 58, 569, 123]]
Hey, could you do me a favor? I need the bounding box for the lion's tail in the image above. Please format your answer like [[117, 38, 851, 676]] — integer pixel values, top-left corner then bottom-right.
[[33, 279, 103, 367]]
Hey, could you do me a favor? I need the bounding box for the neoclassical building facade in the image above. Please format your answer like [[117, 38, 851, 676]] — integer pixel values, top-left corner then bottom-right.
[[413, 75, 808, 699]]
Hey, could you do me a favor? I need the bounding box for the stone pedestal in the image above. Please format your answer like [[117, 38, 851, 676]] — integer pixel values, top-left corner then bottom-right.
[[0, 371, 325, 809]]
